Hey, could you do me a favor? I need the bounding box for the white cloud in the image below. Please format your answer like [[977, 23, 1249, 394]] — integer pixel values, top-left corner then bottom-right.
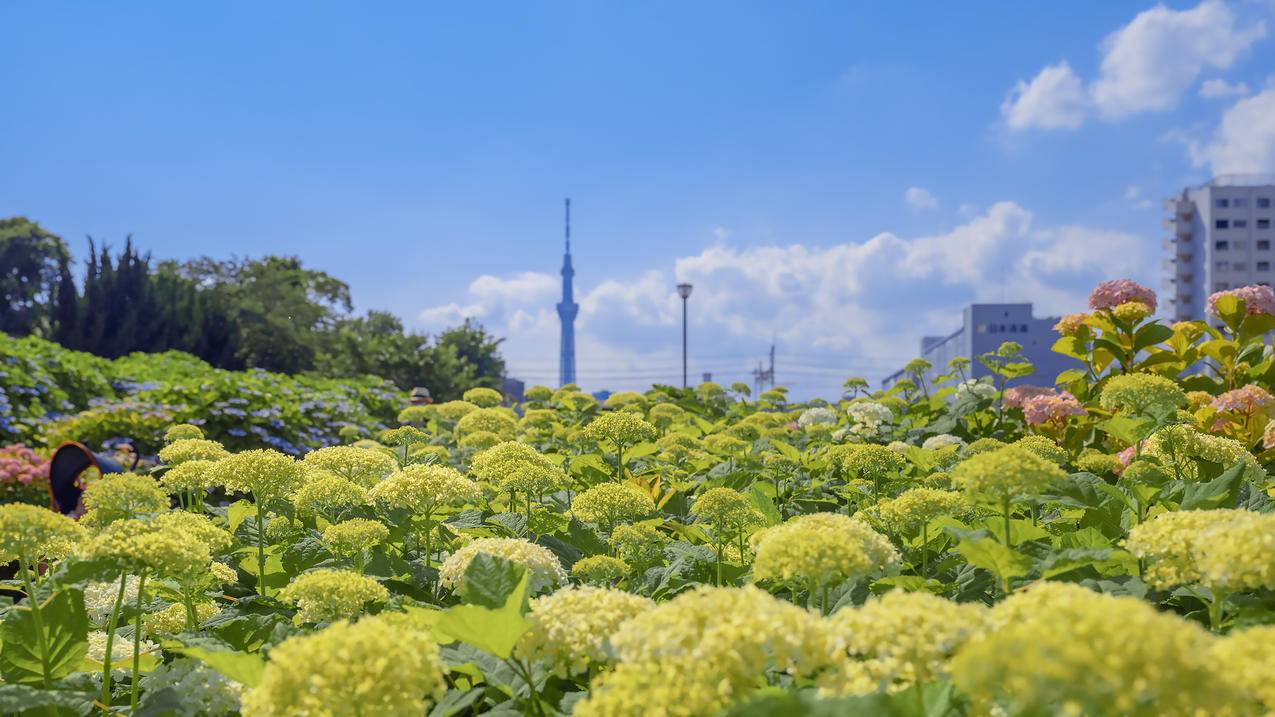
[[418, 204, 1149, 396], [1124, 185, 1155, 209], [1199, 78, 1251, 98], [904, 186, 939, 210], [1190, 87, 1275, 173], [1090, 0, 1264, 118], [1002, 0, 1266, 130], [1001, 62, 1088, 130]]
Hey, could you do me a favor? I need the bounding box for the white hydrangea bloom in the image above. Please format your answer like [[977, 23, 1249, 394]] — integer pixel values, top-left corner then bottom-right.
[[83, 576, 142, 626], [922, 434, 965, 451], [955, 380, 997, 402]]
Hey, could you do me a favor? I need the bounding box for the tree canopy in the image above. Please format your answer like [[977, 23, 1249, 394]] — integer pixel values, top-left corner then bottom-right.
[[0, 218, 505, 400]]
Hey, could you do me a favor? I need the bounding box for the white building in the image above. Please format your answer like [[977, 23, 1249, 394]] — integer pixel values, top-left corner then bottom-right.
[[1164, 176, 1275, 322], [882, 303, 1079, 389]]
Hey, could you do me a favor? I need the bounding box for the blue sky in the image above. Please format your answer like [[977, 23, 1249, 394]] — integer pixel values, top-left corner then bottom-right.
[[4, 1, 1274, 397]]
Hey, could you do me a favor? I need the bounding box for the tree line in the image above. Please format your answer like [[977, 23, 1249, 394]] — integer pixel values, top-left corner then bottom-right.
[[0, 217, 505, 400]]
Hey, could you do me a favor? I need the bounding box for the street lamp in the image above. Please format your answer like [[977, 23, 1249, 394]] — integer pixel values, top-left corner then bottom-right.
[[677, 283, 693, 388]]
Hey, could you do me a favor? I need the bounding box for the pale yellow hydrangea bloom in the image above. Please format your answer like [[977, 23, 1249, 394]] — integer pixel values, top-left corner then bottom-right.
[[321, 518, 389, 559], [1192, 511, 1275, 592], [517, 586, 654, 676], [0, 503, 85, 565], [750, 513, 899, 587], [144, 601, 220, 636], [571, 555, 630, 584], [951, 582, 1251, 716], [277, 569, 388, 624], [292, 474, 369, 519], [1211, 625, 1275, 711], [874, 488, 967, 534], [820, 590, 987, 695], [1123, 509, 1262, 590], [570, 483, 655, 528], [240, 615, 444, 717], [153, 510, 233, 554], [301, 445, 396, 487], [608, 585, 828, 698], [368, 463, 480, 514], [438, 537, 568, 595], [158, 438, 229, 466]]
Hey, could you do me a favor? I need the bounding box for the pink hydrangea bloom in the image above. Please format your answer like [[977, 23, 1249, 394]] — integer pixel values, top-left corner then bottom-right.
[[0, 444, 50, 487], [1022, 391, 1087, 426], [1088, 279, 1157, 313], [1003, 385, 1056, 410], [1116, 445, 1137, 467], [1211, 385, 1274, 415], [1206, 284, 1275, 318]]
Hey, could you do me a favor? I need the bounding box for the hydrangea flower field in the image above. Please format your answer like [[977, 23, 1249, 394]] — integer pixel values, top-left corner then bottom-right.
[[2, 279, 1275, 716]]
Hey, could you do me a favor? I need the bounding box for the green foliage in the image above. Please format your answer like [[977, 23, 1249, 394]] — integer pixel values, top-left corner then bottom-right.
[[0, 589, 89, 687]]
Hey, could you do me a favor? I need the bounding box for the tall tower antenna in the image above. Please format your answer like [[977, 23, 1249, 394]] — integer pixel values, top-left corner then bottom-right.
[[557, 198, 579, 387]]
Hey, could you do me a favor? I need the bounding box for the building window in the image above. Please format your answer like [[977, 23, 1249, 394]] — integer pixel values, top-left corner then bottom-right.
[[1235, 219, 1248, 228], [1259, 198, 1272, 208], [1216, 219, 1230, 229], [1234, 240, 1249, 250], [1216, 240, 1229, 250], [1260, 240, 1271, 251], [1215, 282, 1230, 291], [1217, 198, 1230, 208], [1216, 261, 1230, 271], [1234, 198, 1248, 207], [1234, 262, 1248, 271], [1259, 219, 1271, 229], [1258, 261, 1270, 272]]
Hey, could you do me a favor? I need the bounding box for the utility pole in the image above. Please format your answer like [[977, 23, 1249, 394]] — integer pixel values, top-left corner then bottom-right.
[[752, 341, 776, 394], [677, 283, 693, 387]]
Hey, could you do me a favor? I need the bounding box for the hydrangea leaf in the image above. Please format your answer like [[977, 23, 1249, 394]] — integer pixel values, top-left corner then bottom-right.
[[160, 639, 265, 688], [433, 570, 531, 659], [0, 588, 88, 686]]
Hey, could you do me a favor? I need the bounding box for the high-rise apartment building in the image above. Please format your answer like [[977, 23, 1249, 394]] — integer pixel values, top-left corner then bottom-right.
[[1164, 176, 1275, 322]]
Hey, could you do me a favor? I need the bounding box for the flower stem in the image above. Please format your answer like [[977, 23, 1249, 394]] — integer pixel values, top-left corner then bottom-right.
[[131, 572, 148, 712], [100, 574, 128, 713]]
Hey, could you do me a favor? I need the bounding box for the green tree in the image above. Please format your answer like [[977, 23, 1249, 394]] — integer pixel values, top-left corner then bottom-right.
[[181, 256, 351, 374], [436, 319, 506, 390], [0, 217, 68, 337]]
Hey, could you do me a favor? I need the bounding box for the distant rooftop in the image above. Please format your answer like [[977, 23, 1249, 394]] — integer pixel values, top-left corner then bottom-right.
[[1206, 174, 1275, 188]]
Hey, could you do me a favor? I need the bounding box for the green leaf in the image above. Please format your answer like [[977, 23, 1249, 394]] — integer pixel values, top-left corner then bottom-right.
[[1096, 416, 1155, 445], [160, 641, 265, 688], [1132, 323, 1174, 352], [748, 485, 782, 527], [955, 536, 1031, 586], [428, 687, 486, 717], [433, 570, 531, 659], [0, 589, 89, 686], [1180, 460, 1247, 510], [770, 440, 801, 463], [0, 683, 97, 716], [624, 442, 659, 460], [226, 499, 255, 533], [459, 554, 524, 609]]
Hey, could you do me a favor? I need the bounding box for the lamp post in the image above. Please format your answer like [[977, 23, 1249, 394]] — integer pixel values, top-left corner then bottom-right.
[[677, 283, 693, 388]]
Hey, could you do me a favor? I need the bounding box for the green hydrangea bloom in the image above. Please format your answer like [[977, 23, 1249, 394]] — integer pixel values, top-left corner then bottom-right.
[[276, 569, 388, 623], [462, 387, 504, 408], [570, 483, 655, 529], [1099, 372, 1187, 416], [241, 614, 443, 717], [571, 555, 631, 584], [584, 412, 658, 447]]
